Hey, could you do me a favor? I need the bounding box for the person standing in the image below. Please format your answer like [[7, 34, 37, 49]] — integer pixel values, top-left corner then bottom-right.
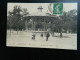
[[41, 33, 43, 37], [46, 32, 50, 41], [60, 32, 62, 38], [32, 33, 36, 40]]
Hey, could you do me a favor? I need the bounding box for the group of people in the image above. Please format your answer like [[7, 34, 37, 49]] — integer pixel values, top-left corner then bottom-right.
[[32, 32, 50, 41], [32, 32, 62, 41]]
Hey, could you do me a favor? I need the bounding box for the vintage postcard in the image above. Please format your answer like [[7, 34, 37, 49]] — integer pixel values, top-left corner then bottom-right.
[[7, 3, 77, 50]]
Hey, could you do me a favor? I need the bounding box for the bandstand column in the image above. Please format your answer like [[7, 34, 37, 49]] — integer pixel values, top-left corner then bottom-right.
[[25, 19, 28, 31], [44, 17, 46, 31]]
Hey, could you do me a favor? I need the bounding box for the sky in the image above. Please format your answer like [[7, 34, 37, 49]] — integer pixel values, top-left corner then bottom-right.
[[7, 3, 77, 16]]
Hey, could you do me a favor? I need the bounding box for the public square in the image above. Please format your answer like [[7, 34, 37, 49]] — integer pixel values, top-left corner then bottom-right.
[[6, 30, 77, 50]]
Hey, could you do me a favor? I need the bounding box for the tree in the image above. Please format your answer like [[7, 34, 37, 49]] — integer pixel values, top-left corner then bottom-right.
[[7, 5, 29, 30], [59, 9, 77, 33], [46, 9, 77, 34]]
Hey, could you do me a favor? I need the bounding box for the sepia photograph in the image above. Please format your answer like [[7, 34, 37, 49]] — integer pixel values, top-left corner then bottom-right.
[[6, 3, 77, 50]]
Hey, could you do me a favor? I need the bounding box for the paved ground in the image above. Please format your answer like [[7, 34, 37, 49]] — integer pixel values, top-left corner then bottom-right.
[[6, 30, 77, 50]]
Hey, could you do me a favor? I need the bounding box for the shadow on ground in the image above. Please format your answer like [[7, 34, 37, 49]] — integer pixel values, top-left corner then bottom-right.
[[54, 36, 70, 38]]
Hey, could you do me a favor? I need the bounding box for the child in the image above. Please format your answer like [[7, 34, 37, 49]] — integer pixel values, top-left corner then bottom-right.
[[32, 33, 36, 40]]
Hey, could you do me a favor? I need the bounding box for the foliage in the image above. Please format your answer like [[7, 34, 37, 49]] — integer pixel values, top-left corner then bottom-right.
[[7, 5, 29, 30], [7, 5, 77, 33]]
